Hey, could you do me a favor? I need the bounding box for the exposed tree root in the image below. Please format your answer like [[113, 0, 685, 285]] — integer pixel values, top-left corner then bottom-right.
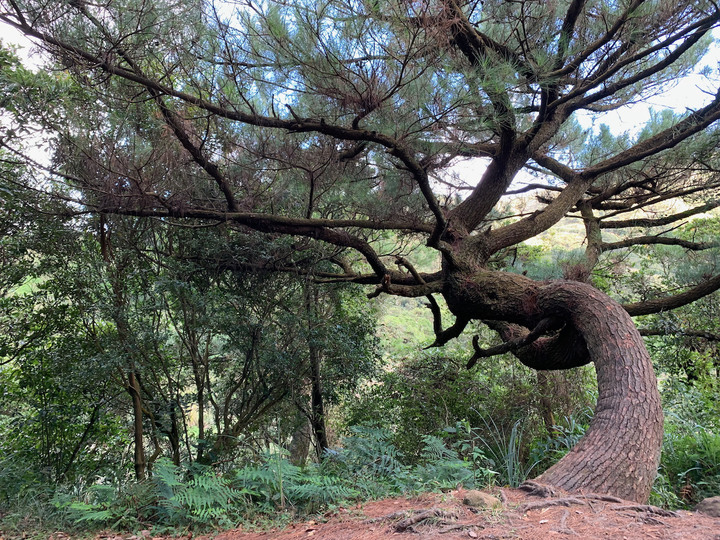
[[518, 480, 557, 498], [437, 522, 484, 534], [517, 497, 586, 513], [393, 508, 461, 532], [619, 512, 667, 525], [362, 510, 410, 524], [554, 509, 577, 536], [516, 487, 680, 524], [611, 504, 679, 517], [363, 507, 463, 532], [577, 494, 624, 503]]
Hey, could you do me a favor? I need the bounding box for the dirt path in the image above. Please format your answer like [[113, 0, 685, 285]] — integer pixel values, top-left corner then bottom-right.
[[198, 488, 720, 540]]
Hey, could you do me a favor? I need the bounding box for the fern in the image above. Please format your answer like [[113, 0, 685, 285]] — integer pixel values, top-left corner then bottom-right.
[[420, 434, 458, 462], [67, 501, 113, 524], [334, 426, 409, 480], [153, 458, 183, 502], [233, 452, 302, 510], [284, 469, 358, 512], [152, 458, 243, 526], [53, 484, 142, 530], [413, 435, 474, 490]]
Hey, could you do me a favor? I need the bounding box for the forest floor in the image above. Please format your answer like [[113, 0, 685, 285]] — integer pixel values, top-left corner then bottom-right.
[[201, 486, 720, 540], [48, 486, 720, 540]]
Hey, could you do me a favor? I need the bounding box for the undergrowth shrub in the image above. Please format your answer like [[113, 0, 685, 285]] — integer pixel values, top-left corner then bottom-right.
[[653, 422, 720, 508], [153, 459, 245, 528], [35, 425, 500, 535], [234, 450, 358, 513], [50, 459, 251, 533], [647, 378, 720, 508], [323, 425, 411, 496], [528, 410, 591, 475], [412, 434, 476, 490], [344, 350, 595, 470], [52, 483, 152, 531]]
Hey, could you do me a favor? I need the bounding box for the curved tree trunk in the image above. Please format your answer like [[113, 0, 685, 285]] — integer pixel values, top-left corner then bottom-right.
[[444, 272, 663, 503], [532, 283, 663, 502]]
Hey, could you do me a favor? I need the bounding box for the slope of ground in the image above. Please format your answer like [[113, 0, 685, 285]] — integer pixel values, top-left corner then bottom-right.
[[196, 487, 720, 540]]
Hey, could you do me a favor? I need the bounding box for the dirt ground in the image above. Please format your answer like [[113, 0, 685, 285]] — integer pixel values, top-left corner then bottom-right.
[[195, 487, 720, 540], [48, 486, 720, 540]]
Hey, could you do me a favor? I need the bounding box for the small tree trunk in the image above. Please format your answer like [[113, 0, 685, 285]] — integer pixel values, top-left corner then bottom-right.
[[288, 415, 312, 466], [191, 360, 206, 462], [128, 371, 146, 481], [306, 285, 329, 459], [169, 404, 181, 466], [536, 372, 557, 435], [309, 332, 329, 458]]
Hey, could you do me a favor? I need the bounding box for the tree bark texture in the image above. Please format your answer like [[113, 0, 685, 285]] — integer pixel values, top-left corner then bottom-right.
[[444, 272, 663, 503]]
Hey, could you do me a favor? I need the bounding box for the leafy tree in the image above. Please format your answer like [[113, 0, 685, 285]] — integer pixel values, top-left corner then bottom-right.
[[0, 193, 378, 487], [0, 211, 128, 487], [4, 0, 720, 502]]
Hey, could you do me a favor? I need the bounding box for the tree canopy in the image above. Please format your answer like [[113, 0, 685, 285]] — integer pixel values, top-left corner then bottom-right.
[[3, 0, 720, 503]]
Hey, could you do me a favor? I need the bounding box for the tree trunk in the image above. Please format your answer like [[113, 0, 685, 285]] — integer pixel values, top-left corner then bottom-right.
[[288, 414, 312, 466], [309, 343, 330, 459], [169, 404, 181, 466], [444, 272, 663, 503], [532, 283, 663, 502], [536, 372, 557, 435], [306, 285, 329, 459], [128, 371, 146, 481]]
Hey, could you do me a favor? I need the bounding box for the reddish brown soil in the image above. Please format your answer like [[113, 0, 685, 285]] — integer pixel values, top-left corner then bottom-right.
[[46, 488, 720, 540], [199, 488, 720, 540]]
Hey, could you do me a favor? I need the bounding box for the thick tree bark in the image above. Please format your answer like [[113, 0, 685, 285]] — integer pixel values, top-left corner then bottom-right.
[[444, 272, 663, 503], [532, 283, 662, 502]]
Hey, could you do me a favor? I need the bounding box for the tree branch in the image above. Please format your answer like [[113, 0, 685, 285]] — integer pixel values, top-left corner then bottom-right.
[[601, 236, 718, 252], [624, 273, 720, 316], [580, 91, 720, 180], [481, 320, 592, 371], [601, 199, 720, 229], [0, 14, 447, 236], [466, 317, 562, 369]]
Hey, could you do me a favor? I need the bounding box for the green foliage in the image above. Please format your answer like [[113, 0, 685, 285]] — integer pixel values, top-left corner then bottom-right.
[[528, 412, 591, 474], [51, 460, 246, 531], [30, 425, 502, 534], [414, 433, 497, 490], [463, 417, 539, 488], [152, 459, 243, 527], [322, 424, 498, 496], [323, 425, 411, 497], [648, 385, 720, 508], [53, 484, 144, 531], [235, 451, 358, 514], [344, 344, 594, 469]]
